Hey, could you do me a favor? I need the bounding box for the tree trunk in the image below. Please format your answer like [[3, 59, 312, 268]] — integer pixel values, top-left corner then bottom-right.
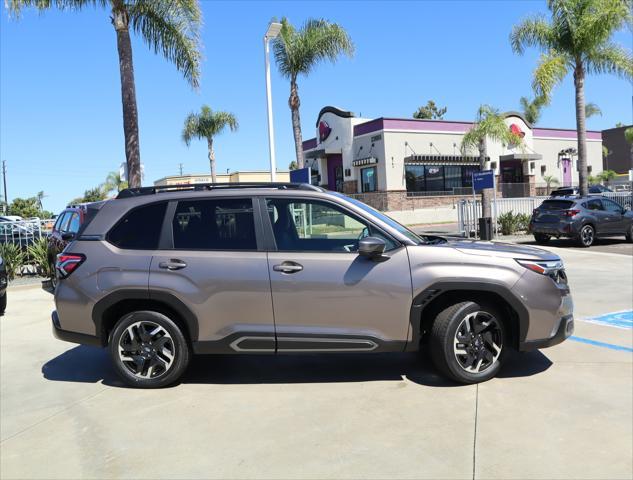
[[479, 139, 492, 219], [574, 62, 588, 197], [289, 77, 304, 169], [208, 138, 216, 183], [113, 8, 141, 189]]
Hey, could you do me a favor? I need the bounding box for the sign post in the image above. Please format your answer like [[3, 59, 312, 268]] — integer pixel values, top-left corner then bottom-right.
[[472, 170, 495, 240]]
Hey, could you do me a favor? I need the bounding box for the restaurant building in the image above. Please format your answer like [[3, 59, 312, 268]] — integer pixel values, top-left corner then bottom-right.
[[302, 106, 604, 209]]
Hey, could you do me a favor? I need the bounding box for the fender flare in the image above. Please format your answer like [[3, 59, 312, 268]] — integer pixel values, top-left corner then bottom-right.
[[409, 281, 529, 347], [92, 289, 199, 342]]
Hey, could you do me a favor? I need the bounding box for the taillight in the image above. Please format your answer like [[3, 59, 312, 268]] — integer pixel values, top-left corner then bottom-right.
[[563, 209, 580, 217], [56, 253, 85, 279]]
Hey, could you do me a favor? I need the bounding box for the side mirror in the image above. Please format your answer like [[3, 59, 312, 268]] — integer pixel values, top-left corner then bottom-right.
[[358, 236, 386, 259], [61, 232, 75, 241]]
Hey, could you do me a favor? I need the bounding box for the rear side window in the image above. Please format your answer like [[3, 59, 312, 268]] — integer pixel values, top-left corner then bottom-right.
[[540, 200, 574, 210], [108, 203, 167, 250], [67, 213, 81, 234], [172, 198, 256, 250], [583, 199, 603, 211]]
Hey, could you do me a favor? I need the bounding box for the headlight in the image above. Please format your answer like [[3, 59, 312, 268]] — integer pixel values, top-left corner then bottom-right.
[[515, 258, 563, 275]]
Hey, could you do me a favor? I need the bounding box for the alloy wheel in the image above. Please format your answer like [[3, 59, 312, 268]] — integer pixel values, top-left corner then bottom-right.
[[453, 311, 503, 374], [118, 321, 175, 379], [580, 225, 594, 246]]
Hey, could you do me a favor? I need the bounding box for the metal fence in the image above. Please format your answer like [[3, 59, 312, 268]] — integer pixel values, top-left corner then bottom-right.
[[0, 220, 52, 248], [457, 192, 633, 237]]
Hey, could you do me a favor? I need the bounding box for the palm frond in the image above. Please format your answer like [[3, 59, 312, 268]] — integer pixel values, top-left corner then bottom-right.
[[5, 0, 105, 17], [128, 0, 202, 88], [532, 52, 569, 99], [510, 15, 555, 54], [584, 102, 602, 118], [461, 105, 524, 155], [272, 17, 353, 79], [585, 42, 633, 80], [182, 105, 239, 145]]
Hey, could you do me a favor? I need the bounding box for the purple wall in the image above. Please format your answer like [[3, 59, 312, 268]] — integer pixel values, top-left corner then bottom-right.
[[533, 128, 602, 140], [302, 138, 317, 151]]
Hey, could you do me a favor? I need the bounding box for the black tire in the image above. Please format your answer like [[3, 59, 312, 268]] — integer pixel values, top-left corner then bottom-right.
[[109, 311, 190, 388], [577, 224, 595, 247], [429, 301, 507, 384], [0, 293, 6, 316], [534, 233, 551, 244], [50, 262, 58, 290], [626, 224, 633, 243]]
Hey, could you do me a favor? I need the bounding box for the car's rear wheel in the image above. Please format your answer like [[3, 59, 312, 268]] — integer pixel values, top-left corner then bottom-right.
[[534, 233, 551, 244], [109, 311, 190, 388], [577, 224, 595, 247], [0, 293, 6, 315], [429, 301, 506, 384]]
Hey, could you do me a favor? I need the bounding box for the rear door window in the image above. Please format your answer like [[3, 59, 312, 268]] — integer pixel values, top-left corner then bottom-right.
[[172, 198, 257, 250], [67, 213, 81, 234], [108, 202, 167, 250], [540, 200, 574, 210], [583, 199, 603, 211]]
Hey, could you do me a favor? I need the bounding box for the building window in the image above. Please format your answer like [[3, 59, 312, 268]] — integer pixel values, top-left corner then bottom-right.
[[361, 167, 377, 192], [405, 164, 480, 194]]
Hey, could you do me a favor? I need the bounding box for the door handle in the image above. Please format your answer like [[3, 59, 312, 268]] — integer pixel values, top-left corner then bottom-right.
[[159, 259, 187, 270], [273, 262, 303, 274]]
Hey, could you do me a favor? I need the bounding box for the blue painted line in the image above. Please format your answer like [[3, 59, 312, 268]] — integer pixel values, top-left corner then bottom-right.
[[569, 336, 633, 353], [584, 311, 633, 330]]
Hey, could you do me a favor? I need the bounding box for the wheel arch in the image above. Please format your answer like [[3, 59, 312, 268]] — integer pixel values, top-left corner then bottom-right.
[[92, 289, 199, 345], [409, 282, 528, 351]]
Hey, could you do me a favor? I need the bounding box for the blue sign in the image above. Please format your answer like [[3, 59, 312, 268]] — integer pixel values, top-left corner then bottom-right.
[[290, 167, 311, 184], [472, 170, 494, 192]]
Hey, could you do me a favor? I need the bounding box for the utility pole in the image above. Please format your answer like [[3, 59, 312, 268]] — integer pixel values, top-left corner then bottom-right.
[[2, 160, 7, 208], [178, 163, 184, 176]]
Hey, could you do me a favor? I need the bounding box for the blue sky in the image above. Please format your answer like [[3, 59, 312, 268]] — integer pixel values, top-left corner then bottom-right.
[[1, 1, 631, 213]]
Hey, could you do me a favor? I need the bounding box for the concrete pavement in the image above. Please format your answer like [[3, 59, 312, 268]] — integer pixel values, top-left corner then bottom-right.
[[1, 247, 631, 479]]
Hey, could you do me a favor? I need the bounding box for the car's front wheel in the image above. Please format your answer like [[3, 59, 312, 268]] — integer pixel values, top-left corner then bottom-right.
[[577, 224, 595, 247], [429, 301, 506, 384], [534, 233, 551, 244], [109, 311, 190, 388]]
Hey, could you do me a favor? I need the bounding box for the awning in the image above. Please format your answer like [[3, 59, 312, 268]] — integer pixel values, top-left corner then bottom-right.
[[304, 149, 326, 159], [404, 154, 483, 165], [352, 156, 378, 167], [499, 153, 542, 161]]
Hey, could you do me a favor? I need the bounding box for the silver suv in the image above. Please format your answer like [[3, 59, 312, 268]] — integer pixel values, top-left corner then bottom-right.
[[52, 183, 574, 388]]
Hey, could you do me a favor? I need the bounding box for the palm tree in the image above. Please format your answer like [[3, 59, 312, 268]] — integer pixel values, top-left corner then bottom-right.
[[36, 191, 46, 211], [585, 102, 603, 118], [182, 106, 238, 183], [6, 0, 202, 189], [542, 174, 559, 194], [510, 0, 632, 197], [103, 171, 129, 194], [519, 95, 548, 124], [461, 105, 523, 219], [273, 18, 354, 168]]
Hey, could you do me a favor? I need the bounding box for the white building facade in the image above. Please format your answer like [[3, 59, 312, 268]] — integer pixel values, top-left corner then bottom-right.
[[302, 106, 603, 202]]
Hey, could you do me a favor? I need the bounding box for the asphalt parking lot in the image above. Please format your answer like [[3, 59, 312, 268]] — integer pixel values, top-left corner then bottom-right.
[[1, 246, 632, 479]]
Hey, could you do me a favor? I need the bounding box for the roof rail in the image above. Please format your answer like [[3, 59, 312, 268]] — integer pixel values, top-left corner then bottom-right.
[[116, 182, 325, 199]]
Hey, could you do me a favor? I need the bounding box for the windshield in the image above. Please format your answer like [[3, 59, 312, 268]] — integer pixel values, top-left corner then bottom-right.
[[332, 193, 428, 245]]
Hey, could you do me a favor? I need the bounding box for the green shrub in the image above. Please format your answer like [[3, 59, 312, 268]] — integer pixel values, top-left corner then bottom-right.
[[498, 211, 519, 236], [516, 213, 531, 232], [27, 237, 53, 278], [0, 243, 26, 281]]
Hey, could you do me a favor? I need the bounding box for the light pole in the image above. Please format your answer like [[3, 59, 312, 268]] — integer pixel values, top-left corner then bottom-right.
[[264, 21, 282, 182]]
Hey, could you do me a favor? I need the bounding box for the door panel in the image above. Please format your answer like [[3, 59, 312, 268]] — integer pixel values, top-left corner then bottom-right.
[[149, 197, 275, 350], [264, 196, 413, 350], [267, 248, 413, 349], [149, 251, 275, 344], [601, 199, 627, 233]]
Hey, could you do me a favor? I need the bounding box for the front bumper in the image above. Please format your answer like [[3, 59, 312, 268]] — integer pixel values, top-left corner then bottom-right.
[[52, 311, 102, 347], [521, 314, 574, 350]]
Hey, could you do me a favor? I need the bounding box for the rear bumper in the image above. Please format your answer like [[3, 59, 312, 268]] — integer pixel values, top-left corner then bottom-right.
[[530, 222, 578, 237], [52, 311, 103, 347], [520, 314, 574, 351]]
